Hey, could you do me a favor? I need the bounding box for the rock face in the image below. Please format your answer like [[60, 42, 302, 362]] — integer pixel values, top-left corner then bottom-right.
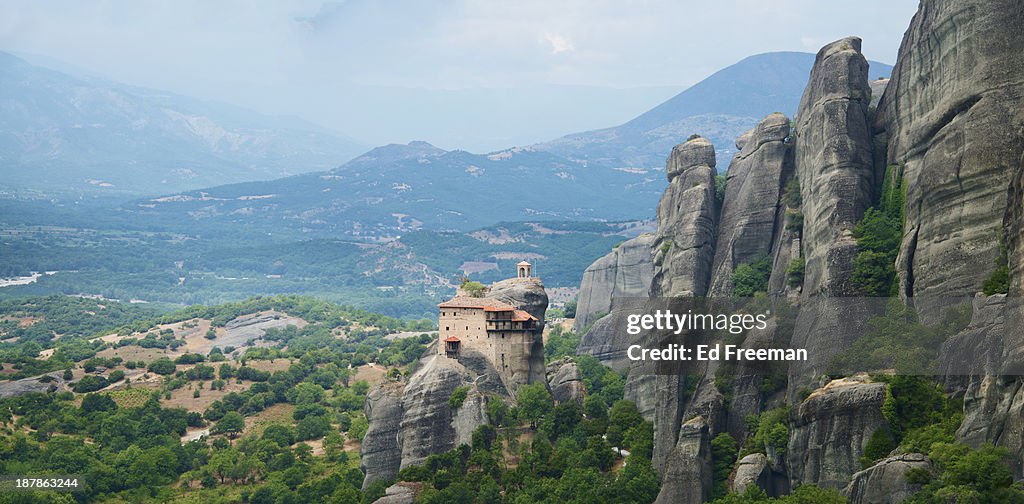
[[360, 381, 405, 488], [793, 36, 875, 299], [787, 375, 888, 490], [361, 356, 488, 488], [489, 276, 549, 387], [651, 137, 718, 298], [546, 358, 585, 404], [787, 37, 877, 395], [876, 0, 1024, 305], [398, 356, 470, 470], [372, 482, 423, 504], [843, 453, 930, 504], [708, 113, 793, 296], [655, 416, 712, 504], [731, 453, 788, 497], [574, 233, 655, 333]]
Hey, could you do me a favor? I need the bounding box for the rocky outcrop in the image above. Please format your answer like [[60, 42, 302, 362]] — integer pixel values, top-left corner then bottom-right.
[[453, 386, 489, 447], [787, 37, 877, 395], [361, 381, 405, 488], [731, 453, 789, 497], [793, 36, 875, 299], [937, 295, 1024, 477], [489, 276, 549, 388], [655, 416, 712, 504], [843, 453, 930, 504], [787, 375, 887, 490], [372, 482, 423, 504], [546, 358, 585, 405], [398, 356, 471, 470], [650, 137, 718, 298], [708, 113, 793, 296], [574, 233, 655, 333], [876, 0, 1024, 306], [361, 355, 489, 488]]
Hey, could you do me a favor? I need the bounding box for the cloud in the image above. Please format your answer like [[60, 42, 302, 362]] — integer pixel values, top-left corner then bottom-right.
[[541, 33, 575, 55]]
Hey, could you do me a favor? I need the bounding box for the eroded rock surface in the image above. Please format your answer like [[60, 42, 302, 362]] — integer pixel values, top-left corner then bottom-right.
[[546, 358, 585, 405], [573, 233, 655, 333], [708, 113, 793, 296], [844, 453, 930, 504], [655, 416, 712, 504], [877, 0, 1024, 306], [650, 137, 718, 298], [787, 375, 887, 490]]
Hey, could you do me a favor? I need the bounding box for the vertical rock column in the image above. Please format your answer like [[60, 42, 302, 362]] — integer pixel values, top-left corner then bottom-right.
[[650, 136, 718, 298], [648, 136, 718, 481], [786, 36, 876, 399], [708, 113, 793, 297]]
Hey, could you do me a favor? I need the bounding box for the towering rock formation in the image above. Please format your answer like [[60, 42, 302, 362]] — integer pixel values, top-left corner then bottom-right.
[[655, 416, 712, 504], [362, 276, 548, 488], [792, 36, 875, 299], [650, 137, 718, 298], [708, 113, 794, 296], [786, 37, 877, 395], [573, 1, 1024, 496], [490, 276, 549, 386], [876, 0, 1024, 305], [573, 233, 655, 333], [787, 375, 887, 490], [360, 381, 405, 488]]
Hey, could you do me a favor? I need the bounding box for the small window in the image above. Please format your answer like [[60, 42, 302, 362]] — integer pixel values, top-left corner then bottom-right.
[[445, 326, 449, 331]]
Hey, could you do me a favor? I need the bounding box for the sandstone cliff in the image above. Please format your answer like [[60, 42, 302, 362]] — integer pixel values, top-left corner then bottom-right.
[[786, 36, 878, 395], [650, 137, 718, 298], [574, 233, 655, 333], [877, 0, 1024, 306], [787, 375, 887, 490], [708, 113, 793, 296]]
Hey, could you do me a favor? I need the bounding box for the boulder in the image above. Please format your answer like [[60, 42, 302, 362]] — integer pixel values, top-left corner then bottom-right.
[[843, 453, 930, 504], [546, 358, 585, 405], [787, 374, 888, 490], [372, 482, 423, 504]]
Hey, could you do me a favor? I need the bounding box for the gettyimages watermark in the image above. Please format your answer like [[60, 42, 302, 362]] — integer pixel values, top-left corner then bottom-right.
[[593, 295, 1024, 377]]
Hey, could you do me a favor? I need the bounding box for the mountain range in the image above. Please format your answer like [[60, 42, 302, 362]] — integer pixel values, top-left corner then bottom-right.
[[1, 49, 892, 236], [118, 52, 892, 236], [0, 51, 365, 196]]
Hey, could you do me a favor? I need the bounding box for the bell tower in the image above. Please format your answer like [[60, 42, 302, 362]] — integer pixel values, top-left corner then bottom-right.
[[516, 261, 532, 279]]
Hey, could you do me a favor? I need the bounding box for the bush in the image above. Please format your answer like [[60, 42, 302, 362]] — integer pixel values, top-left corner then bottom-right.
[[732, 254, 772, 297], [782, 177, 802, 208], [72, 375, 109, 393], [784, 209, 803, 232], [983, 238, 1010, 295], [785, 258, 805, 288], [711, 433, 738, 499], [851, 164, 905, 296], [448, 386, 469, 410], [148, 358, 176, 375]]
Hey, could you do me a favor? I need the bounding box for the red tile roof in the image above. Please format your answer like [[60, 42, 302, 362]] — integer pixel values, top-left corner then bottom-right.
[[512, 310, 537, 322], [438, 296, 515, 310], [443, 336, 461, 342]]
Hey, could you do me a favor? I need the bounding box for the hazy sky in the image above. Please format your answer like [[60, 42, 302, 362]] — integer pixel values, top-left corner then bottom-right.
[[0, 0, 920, 151]]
